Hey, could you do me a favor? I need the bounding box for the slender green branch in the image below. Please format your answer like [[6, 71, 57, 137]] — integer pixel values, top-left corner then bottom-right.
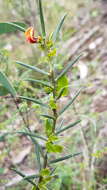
[[51, 69, 58, 132]]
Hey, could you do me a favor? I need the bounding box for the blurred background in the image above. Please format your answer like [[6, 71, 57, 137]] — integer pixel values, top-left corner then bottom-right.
[[0, 0, 107, 189]]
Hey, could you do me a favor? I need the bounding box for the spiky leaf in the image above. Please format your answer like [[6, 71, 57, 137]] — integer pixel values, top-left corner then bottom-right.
[[0, 71, 16, 96], [0, 22, 26, 34]]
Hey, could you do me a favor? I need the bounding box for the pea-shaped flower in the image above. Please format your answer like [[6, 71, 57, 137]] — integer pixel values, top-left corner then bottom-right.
[[25, 27, 42, 43]]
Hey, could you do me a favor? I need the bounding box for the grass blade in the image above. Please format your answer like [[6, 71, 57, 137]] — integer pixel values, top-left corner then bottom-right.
[[59, 88, 81, 115], [52, 14, 67, 42], [24, 128, 43, 171], [23, 174, 39, 180], [15, 131, 47, 141], [0, 22, 26, 34], [38, 0, 46, 37], [19, 96, 48, 108], [56, 54, 82, 81], [50, 152, 82, 164], [34, 139, 41, 171], [56, 87, 66, 100], [56, 120, 81, 135], [40, 114, 55, 120], [11, 168, 36, 186], [16, 61, 49, 76], [25, 78, 52, 88], [0, 71, 17, 96]]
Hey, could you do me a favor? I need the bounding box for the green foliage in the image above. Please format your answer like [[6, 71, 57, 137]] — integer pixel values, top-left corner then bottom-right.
[[40, 168, 50, 177], [50, 152, 81, 164], [49, 96, 57, 109], [0, 71, 16, 96], [32, 186, 37, 190], [16, 61, 49, 76], [25, 78, 52, 88], [0, 22, 26, 34], [56, 54, 82, 81], [45, 119, 53, 137], [52, 14, 67, 42], [59, 88, 81, 115], [11, 168, 36, 186], [56, 74, 69, 97], [1, 1, 82, 189], [16, 131, 47, 141], [38, 0, 46, 37], [19, 96, 48, 108], [56, 120, 81, 135], [46, 142, 63, 153]]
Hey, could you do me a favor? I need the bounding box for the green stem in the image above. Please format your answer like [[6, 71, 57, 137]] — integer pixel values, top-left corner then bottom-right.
[[51, 68, 58, 132]]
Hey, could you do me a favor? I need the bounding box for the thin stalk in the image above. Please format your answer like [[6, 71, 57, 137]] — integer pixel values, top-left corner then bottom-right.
[[51, 68, 58, 132], [37, 61, 58, 188], [11, 95, 27, 127]]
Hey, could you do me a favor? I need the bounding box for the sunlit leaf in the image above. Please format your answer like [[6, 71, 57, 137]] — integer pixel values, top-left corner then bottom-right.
[[40, 168, 50, 177], [49, 96, 57, 109], [46, 142, 63, 153], [56, 75, 69, 97], [45, 119, 53, 137], [32, 186, 37, 190]]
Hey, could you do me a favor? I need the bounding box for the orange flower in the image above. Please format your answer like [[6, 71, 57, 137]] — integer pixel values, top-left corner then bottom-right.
[[25, 27, 42, 43]]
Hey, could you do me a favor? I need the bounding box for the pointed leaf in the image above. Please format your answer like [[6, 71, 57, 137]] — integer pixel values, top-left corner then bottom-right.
[[56, 120, 81, 135], [56, 75, 69, 97], [11, 168, 36, 186], [24, 128, 44, 170], [50, 167, 57, 176], [46, 142, 63, 153], [52, 14, 67, 42], [0, 71, 16, 96], [59, 88, 81, 115], [45, 119, 53, 137], [25, 78, 52, 88], [19, 96, 48, 108], [38, 0, 46, 37], [16, 61, 49, 76], [34, 139, 41, 171], [56, 87, 66, 100], [15, 131, 47, 141], [56, 54, 82, 81], [0, 22, 26, 34], [41, 114, 55, 120], [23, 174, 39, 180], [50, 152, 82, 164]]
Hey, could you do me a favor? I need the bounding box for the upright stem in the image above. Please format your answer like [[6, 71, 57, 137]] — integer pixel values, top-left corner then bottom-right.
[[51, 69, 58, 132]]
